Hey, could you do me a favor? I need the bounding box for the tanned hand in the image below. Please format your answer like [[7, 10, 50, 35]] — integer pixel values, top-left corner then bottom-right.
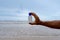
[[29, 12, 60, 29]]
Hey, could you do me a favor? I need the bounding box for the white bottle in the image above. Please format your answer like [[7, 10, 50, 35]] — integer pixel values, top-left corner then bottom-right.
[[28, 13, 32, 23]]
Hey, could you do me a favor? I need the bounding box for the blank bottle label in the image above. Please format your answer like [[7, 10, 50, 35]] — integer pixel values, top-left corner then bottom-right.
[[28, 16, 32, 23]]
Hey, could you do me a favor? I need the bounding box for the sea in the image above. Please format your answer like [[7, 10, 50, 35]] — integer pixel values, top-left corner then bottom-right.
[[0, 21, 60, 40]]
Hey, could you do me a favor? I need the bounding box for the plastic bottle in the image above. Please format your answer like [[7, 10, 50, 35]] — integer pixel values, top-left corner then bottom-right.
[[28, 13, 32, 23]]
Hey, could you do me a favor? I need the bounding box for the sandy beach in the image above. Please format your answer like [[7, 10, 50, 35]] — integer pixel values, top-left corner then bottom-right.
[[0, 21, 60, 40]]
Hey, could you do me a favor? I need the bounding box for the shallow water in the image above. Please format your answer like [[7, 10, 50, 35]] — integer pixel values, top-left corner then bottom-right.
[[0, 21, 60, 38]]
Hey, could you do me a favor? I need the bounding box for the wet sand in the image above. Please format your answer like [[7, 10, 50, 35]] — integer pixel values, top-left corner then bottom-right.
[[0, 21, 60, 40]]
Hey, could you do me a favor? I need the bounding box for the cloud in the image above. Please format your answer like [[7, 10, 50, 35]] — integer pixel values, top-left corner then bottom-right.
[[0, 0, 20, 8], [0, 8, 20, 16], [0, 0, 60, 21], [0, 8, 31, 21]]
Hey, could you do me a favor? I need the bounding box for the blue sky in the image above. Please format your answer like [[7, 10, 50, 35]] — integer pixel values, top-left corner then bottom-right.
[[0, 0, 60, 21]]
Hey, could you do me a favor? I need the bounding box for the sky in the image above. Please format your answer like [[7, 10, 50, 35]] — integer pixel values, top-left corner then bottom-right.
[[0, 0, 60, 21]]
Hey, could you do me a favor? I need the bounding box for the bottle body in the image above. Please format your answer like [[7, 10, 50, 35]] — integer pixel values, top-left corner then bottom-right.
[[28, 13, 32, 23]]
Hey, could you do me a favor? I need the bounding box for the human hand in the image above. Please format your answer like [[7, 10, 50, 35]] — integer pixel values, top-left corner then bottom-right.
[[29, 12, 40, 25]]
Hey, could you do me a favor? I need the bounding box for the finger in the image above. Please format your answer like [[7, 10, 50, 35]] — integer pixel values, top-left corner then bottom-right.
[[29, 23, 36, 25]]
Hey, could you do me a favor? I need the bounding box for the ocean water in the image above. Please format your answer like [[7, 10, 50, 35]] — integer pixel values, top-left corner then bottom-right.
[[0, 21, 60, 38]]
